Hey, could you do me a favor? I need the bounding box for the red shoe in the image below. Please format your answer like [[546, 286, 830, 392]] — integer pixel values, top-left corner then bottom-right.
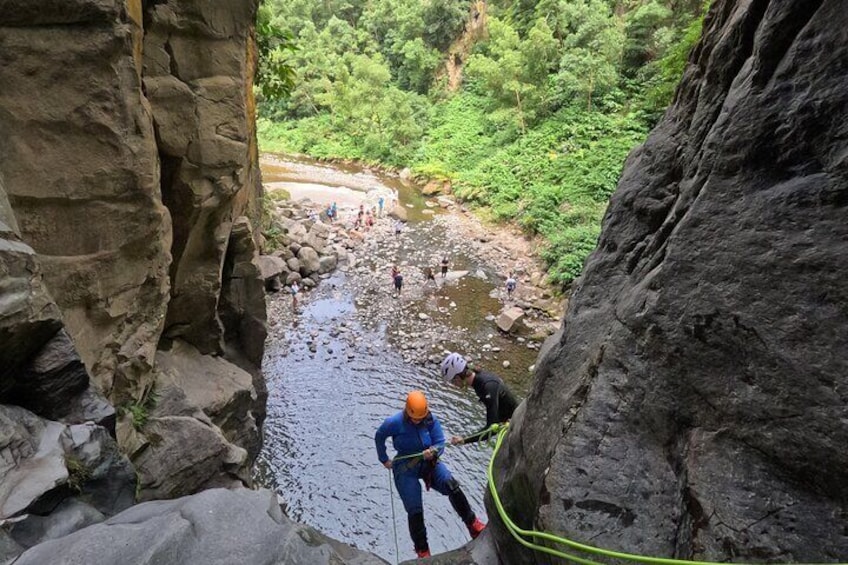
[[467, 517, 486, 539], [416, 549, 431, 558]]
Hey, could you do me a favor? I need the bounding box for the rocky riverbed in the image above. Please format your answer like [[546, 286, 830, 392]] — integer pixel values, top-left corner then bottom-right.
[[255, 154, 566, 561], [259, 155, 564, 379]]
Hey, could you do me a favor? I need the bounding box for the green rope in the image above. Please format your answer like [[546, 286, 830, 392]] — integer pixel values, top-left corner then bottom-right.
[[389, 423, 503, 465], [487, 425, 839, 565]]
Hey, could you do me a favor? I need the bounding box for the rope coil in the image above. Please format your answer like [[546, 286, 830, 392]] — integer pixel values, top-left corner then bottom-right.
[[486, 424, 839, 565]]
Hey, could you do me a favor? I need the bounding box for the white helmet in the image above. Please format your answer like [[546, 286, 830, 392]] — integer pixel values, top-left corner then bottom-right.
[[441, 353, 467, 382]]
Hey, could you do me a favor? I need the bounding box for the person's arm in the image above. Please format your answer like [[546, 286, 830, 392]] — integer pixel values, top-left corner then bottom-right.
[[375, 416, 395, 464], [461, 381, 501, 445]]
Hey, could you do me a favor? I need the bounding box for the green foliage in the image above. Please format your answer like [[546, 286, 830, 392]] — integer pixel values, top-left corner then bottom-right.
[[256, 0, 711, 286], [256, 3, 297, 101], [641, 4, 708, 119], [422, 0, 472, 50], [120, 385, 158, 432], [64, 455, 92, 493]]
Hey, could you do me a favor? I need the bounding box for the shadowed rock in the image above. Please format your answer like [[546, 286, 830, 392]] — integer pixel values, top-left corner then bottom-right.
[[493, 1, 848, 563]]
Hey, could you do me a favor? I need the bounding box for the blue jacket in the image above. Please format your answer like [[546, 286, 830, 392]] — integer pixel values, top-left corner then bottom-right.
[[375, 411, 446, 464]]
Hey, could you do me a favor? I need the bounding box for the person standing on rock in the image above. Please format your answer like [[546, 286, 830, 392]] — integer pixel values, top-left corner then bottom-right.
[[378, 195, 385, 217], [290, 281, 300, 311], [392, 265, 403, 298], [441, 353, 519, 445], [440, 256, 449, 278], [331, 202, 338, 223], [394, 220, 403, 238], [505, 273, 517, 300], [375, 391, 486, 559]]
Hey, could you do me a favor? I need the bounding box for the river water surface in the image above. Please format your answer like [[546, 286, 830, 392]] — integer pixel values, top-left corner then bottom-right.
[[255, 155, 538, 562]]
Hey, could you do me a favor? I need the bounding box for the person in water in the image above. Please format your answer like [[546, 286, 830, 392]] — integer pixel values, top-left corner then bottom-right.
[[441, 353, 519, 445], [440, 256, 449, 278], [375, 391, 486, 558]]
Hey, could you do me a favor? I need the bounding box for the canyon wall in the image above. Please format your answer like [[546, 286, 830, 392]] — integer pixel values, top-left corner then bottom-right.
[[492, 0, 848, 562], [0, 0, 267, 513]]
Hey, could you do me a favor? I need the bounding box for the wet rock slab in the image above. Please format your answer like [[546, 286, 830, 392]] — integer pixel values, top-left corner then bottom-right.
[[13, 488, 388, 565]]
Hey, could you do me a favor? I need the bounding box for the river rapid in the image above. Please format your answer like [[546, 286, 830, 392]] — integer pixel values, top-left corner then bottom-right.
[[255, 154, 554, 562]]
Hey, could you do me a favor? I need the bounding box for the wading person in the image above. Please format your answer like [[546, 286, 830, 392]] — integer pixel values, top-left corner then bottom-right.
[[391, 265, 403, 298], [375, 391, 486, 558], [441, 353, 519, 445], [440, 256, 449, 278]]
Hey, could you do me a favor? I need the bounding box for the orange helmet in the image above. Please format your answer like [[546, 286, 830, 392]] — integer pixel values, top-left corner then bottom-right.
[[405, 391, 429, 419]]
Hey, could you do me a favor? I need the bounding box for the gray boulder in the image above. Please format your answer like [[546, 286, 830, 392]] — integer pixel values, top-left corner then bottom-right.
[[285, 271, 303, 286], [257, 255, 286, 282], [496, 306, 525, 332], [13, 488, 388, 565], [305, 221, 331, 253], [0, 405, 135, 521], [493, 1, 848, 563], [155, 340, 259, 457], [286, 257, 301, 273], [388, 204, 408, 221], [6, 330, 88, 421], [318, 254, 338, 275], [273, 247, 295, 261], [132, 415, 248, 503], [297, 246, 321, 277]]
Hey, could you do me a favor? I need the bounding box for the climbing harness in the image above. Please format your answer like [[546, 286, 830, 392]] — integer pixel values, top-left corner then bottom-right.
[[486, 424, 838, 565]]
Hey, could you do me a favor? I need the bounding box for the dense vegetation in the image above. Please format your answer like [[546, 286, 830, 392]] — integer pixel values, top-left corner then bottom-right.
[[256, 0, 707, 286]]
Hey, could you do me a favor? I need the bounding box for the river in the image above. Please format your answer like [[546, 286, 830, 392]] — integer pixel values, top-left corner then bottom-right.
[[254, 154, 543, 562]]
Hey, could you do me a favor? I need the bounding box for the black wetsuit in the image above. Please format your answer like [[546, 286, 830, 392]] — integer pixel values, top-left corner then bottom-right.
[[463, 370, 519, 444]]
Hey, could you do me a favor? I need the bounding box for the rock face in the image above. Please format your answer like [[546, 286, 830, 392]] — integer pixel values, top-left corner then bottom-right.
[[0, 178, 135, 559], [0, 406, 136, 554], [13, 488, 388, 565], [493, 1, 848, 563], [145, 0, 266, 360], [0, 0, 267, 508], [0, 1, 172, 403]]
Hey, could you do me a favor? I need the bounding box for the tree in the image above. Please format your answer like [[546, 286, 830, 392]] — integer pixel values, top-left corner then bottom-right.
[[422, 0, 471, 50], [552, 0, 624, 111], [465, 17, 557, 132], [256, 3, 297, 101]]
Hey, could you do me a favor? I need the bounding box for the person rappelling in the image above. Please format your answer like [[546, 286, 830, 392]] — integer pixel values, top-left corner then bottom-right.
[[375, 391, 486, 558]]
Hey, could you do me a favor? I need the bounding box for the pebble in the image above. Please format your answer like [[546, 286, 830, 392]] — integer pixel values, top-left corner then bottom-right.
[[502, 361, 511, 368]]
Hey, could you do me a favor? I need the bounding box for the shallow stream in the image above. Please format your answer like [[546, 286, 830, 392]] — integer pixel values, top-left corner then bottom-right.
[[255, 154, 539, 561]]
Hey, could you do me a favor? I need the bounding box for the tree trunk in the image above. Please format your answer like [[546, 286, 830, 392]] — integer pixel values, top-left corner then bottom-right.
[[515, 88, 526, 134]]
